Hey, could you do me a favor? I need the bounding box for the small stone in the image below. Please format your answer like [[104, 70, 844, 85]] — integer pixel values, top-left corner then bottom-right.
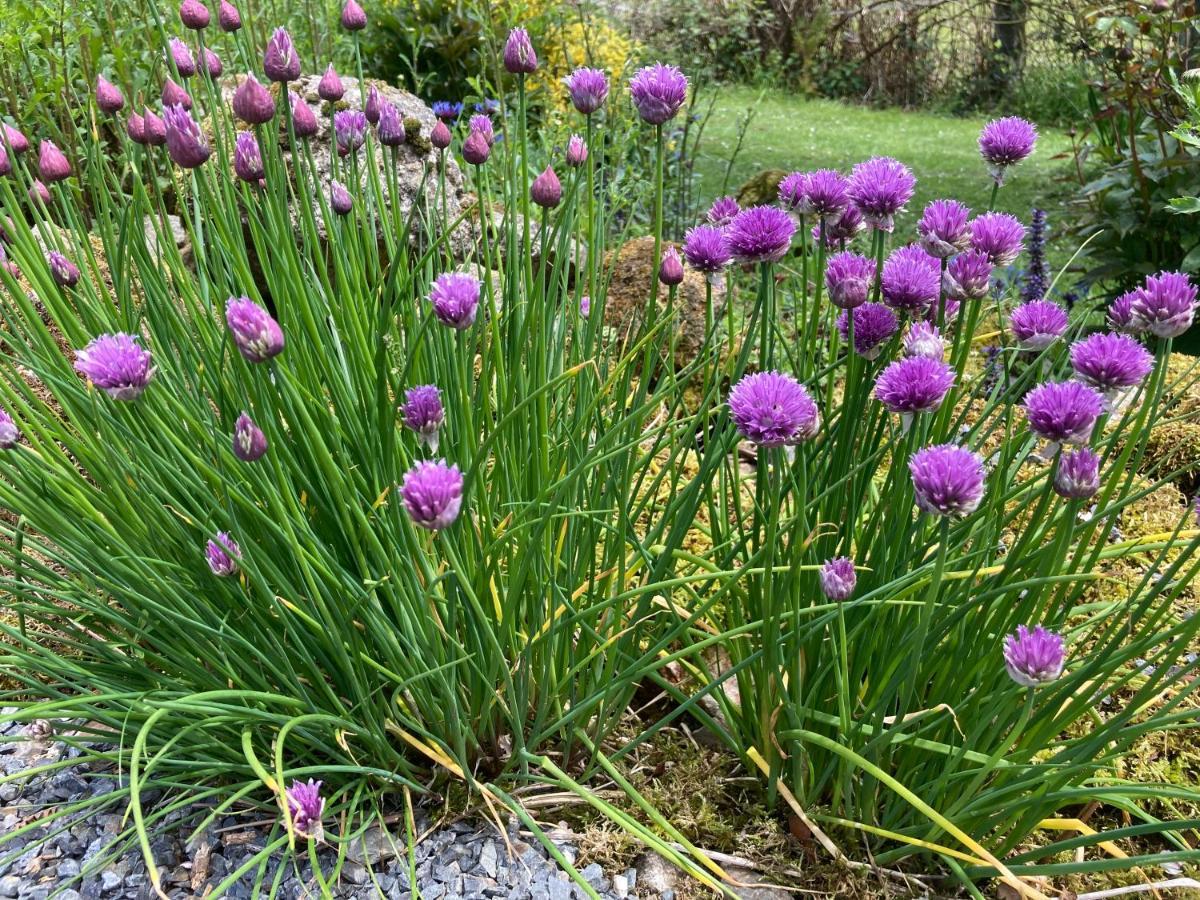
[[98, 869, 122, 892], [57, 859, 81, 879], [661, 891, 675, 900], [611, 873, 629, 898], [636, 850, 678, 893], [343, 861, 368, 885], [478, 841, 498, 878], [0, 876, 18, 898]]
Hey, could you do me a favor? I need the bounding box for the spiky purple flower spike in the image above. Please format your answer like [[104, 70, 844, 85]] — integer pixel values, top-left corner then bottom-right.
[[683, 225, 731, 277], [218, 0, 241, 30], [503, 27, 538, 74], [205, 531, 241, 577], [96, 76, 125, 114], [318, 65, 344, 102], [74, 333, 155, 400], [874, 356, 955, 422], [1054, 447, 1100, 500], [909, 444, 986, 517], [233, 412, 268, 461], [1003, 625, 1064, 687], [629, 63, 688, 126], [881, 245, 940, 314], [329, 180, 353, 216], [903, 321, 945, 360], [264, 27, 300, 82], [163, 104, 210, 168], [917, 200, 971, 259], [341, 0, 366, 30], [820, 557, 856, 601], [659, 246, 684, 286], [707, 196, 739, 230], [402, 459, 464, 530], [401, 385, 445, 453], [169, 38, 197, 78], [377, 102, 405, 147], [1108, 291, 1142, 334], [837, 303, 898, 360], [848, 157, 915, 232], [38, 141, 70, 183], [943, 250, 993, 301], [1010, 299, 1068, 351], [333, 110, 368, 156], [0, 408, 20, 450], [825, 252, 875, 310], [1024, 381, 1104, 446], [530, 167, 562, 208], [285, 779, 325, 840], [463, 131, 490, 166], [226, 297, 284, 362], [979, 117, 1038, 186], [726, 205, 796, 264], [233, 75, 275, 125], [48, 251, 79, 288], [162, 78, 192, 110], [180, 0, 210, 28], [233, 131, 264, 182], [1070, 332, 1153, 396], [565, 67, 608, 115], [729, 371, 820, 447], [969, 212, 1026, 267], [428, 272, 480, 330], [1132, 271, 1197, 339], [565, 135, 588, 168]]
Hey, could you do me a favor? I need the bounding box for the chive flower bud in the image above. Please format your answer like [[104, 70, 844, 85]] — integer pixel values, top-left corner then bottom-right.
[[401, 459, 464, 530], [530, 166, 562, 208], [205, 531, 241, 576], [180, 0, 210, 28], [1054, 447, 1100, 500], [825, 251, 875, 310], [263, 27, 300, 82], [96, 76, 125, 114], [48, 251, 79, 287], [503, 27, 538, 74], [909, 444, 986, 517], [341, 0, 367, 30], [318, 65, 344, 102], [233, 131, 264, 182], [401, 384, 445, 453], [0, 408, 19, 449], [1003, 625, 1064, 687], [74, 333, 155, 400], [218, 0, 241, 30], [819, 557, 856, 601], [286, 779, 325, 839], [659, 246, 684, 286], [225, 296, 284, 362], [38, 141, 70, 182], [233, 412, 268, 461], [233, 74, 275, 125], [163, 104, 210, 168]]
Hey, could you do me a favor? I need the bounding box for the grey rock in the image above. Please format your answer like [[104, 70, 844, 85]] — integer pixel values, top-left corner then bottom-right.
[[56, 858, 81, 879], [98, 869, 122, 892], [634, 851, 677, 893], [0, 876, 18, 898], [477, 840, 498, 878]]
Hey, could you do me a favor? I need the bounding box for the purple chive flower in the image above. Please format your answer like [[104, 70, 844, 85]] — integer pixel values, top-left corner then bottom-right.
[[401, 459, 464, 530], [530, 166, 562, 208], [848, 157, 915, 232], [817, 206, 866, 247], [707, 196, 739, 230], [1010, 299, 1068, 351], [463, 131, 490, 166], [728, 371, 820, 447], [874, 355, 955, 416], [233, 412, 268, 461], [329, 180, 353, 216], [169, 38, 197, 77], [428, 272, 480, 330], [1070, 332, 1153, 395], [341, 0, 367, 30], [218, 0, 241, 30], [205, 531, 241, 577], [943, 250, 993, 301], [144, 109, 167, 146], [233, 131, 263, 182], [430, 120, 452, 150], [580, 295, 591, 319], [38, 141, 70, 183], [74, 333, 155, 400], [903, 321, 945, 360], [401, 384, 445, 452], [263, 27, 300, 82], [565, 134, 588, 167], [1023, 381, 1104, 446], [364, 86, 381, 124], [3, 125, 29, 155], [659, 246, 684, 286], [825, 251, 875, 310], [503, 27, 538, 75], [1054, 447, 1100, 500], [565, 67, 608, 115], [881, 245, 940, 314], [819, 557, 856, 601], [1108, 290, 1142, 334], [205, 48, 223, 78], [969, 212, 1026, 267], [0, 146, 9, 176], [917, 199, 971, 259], [1003, 625, 1065, 687], [909, 444, 986, 517], [431, 101, 463, 123], [469, 114, 494, 144], [778, 171, 809, 213], [837, 302, 898, 360], [180, 0, 209, 28], [629, 63, 688, 126], [318, 65, 344, 102], [1131, 271, 1197, 339], [683, 225, 731, 276], [126, 113, 146, 144], [47, 251, 79, 288], [726, 205, 796, 264], [28, 180, 51, 205], [334, 110, 368, 156], [377, 102, 405, 147], [96, 76, 125, 114], [980, 117, 1038, 186], [226, 296, 284, 362], [286, 779, 325, 840], [806, 169, 851, 218], [232, 75, 275, 125], [162, 78, 192, 109], [0, 408, 19, 449], [163, 104, 211, 168], [290, 92, 318, 139]]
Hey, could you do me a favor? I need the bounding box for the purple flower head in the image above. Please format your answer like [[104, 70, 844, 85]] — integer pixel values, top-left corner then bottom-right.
[[825, 251, 875, 310], [329, 180, 353, 216], [874, 355, 955, 416], [909, 444, 986, 517], [428, 272, 480, 330], [126, 113, 146, 144], [162, 78, 192, 109], [364, 86, 381, 124], [318, 65, 344, 102], [205, 48, 223, 78], [334, 109, 368, 156], [163, 104, 210, 168], [286, 779, 325, 840], [233, 131, 264, 182], [205, 531, 241, 577], [96, 76, 125, 114], [74, 333, 155, 400], [580, 295, 591, 319], [1054, 447, 1100, 500], [289, 92, 318, 138], [837, 302, 898, 360], [1003, 625, 1064, 687], [566, 134, 588, 167], [232, 75, 275, 125], [565, 67, 608, 115], [1010, 299, 1068, 351], [917, 199, 971, 259], [531, 166, 562, 208], [629, 63, 688, 126], [430, 120, 452, 150], [0, 145, 9, 177], [1108, 290, 1143, 334], [218, 0, 241, 30], [263, 27, 300, 82], [401, 384, 445, 452], [180, 0, 210, 27], [504, 27, 538, 74], [341, 0, 367, 30], [226, 296, 284, 362], [903, 321, 945, 360], [1070, 332, 1153, 395], [979, 117, 1037, 185], [881, 245, 940, 314], [683, 225, 731, 275], [38, 141, 70, 183], [969, 212, 1025, 267], [0, 408, 20, 450], [168, 38, 197, 77], [401, 459, 464, 530], [47, 251, 79, 288], [233, 412, 268, 461], [377, 102, 405, 147], [943, 249, 993, 301], [726, 205, 795, 264], [819, 557, 856, 601], [784, 169, 849, 218], [3, 125, 29, 155], [1132, 271, 1197, 339], [463, 130, 490, 165], [707, 196, 739, 230], [659, 246, 684, 286], [1023, 381, 1104, 445], [728, 371, 820, 446], [848, 157, 915, 232], [143, 109, 166, 145], [777, 171, 809, 214], [28, 180, 50, 205], [431, 100, 463, 123], [469, 114, 494, 144], [817, 205, 865, 247]]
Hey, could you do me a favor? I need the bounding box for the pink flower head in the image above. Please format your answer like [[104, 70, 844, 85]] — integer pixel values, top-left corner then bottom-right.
[[74, 333, 155, 400], [401, 459, 464, 529], [969, 212, 1026, 267], [180, 0, 210, 28], [564, 67, 608, 115], [903, 321, 945, 360], [1010, 299, 1068, 351], [943, 250, 993, 301], [629, 63, 688, 126], [341, 0, 367, 30], [1107, 290, 1142, 334], [218, 0, 241, 30], [909, 444, 986, 517], [836, 302, 898, 360], [401, 384, 445, 453], [1131, 271, 1197, 339], [659, 246, 684, 286], [168, 37, 197, 77], [377, 101, 405, 147], [38, 140, 71, 182], [463, 130, 490, 166], [530, 166, 562, 208], [706, 196, 739, 230], [162, 78, 192, 109], [565, 134, 588, 167], [334, 110, 368, 156], [430, 120, 452, 150], [47, 251, 80, 287], [819, 557, 856, 601], [264, 27, 300, 82], [428, 272, 480, 330], [318, 65, 345, 102], [233, 412, 268, 461], [96, 76, 125, 114], [163, 104, 211, 168], [728, 371, 820, 446], [1069, 332, 1153, 395], [1054, 447, 1100, 500], [726, 205, 796, 264], [917, 199, 971, 259], [286, 779, 325, 839], [825, 251, 875, 310], [1003, 625, 1064, 687], [874, 355, 955, 416], [233, 131, 264, 182], [1023, 381, 1104, 445], [226, 296, 284, 362], [683, 225, 731, 275], [979, 117, 1037, 185], [503, 27, 538, 74], [232, 75, 275, 125], [848, 156, 915, 232], [205, 531, 241, 576], [881, 245, 940, 314]]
